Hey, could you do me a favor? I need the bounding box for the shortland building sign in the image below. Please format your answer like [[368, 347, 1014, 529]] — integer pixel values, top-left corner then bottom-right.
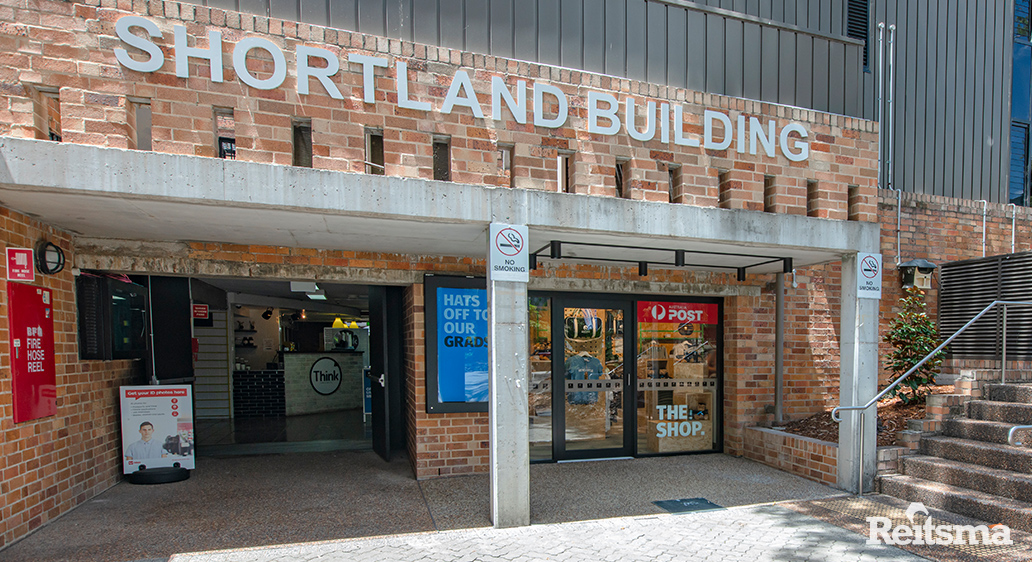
[[114, 16, 812, 162]]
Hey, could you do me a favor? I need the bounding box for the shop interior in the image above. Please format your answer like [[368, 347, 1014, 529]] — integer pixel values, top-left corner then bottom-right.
[[190, 278, 375, 455]]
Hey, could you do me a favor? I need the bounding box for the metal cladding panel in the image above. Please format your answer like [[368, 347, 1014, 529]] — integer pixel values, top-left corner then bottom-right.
[[538, 0, 561, 66], [795, 35, 813, 109], [706, 14, 725, 94], [940, 252, 1032, 361], [490, 0, 515, 58], [582, 0, 605, 73], [812, 37, 830, 112], [667, 7, 688, 88], [742, 21, 762, 101], [646, 1, 668, 84], [778, 29, 796, 106], [438, 0, 464, 49], [239, 0, 268, 16], [514, 0, 537, 61], [358, 0, 384, 35], [270, 0, 297, 21], [724, 18, 744, 99], [604, 0, 625, 76], [385, 0, 411, 40], [829, 40, 846, 115], [301, 0, 328, 25], [465, 0, 490, 55], [411, 0, 437, 44], [686, 9, 709, 92], [208, 0, 238, 12], [843, 45, 860, 116], [760, 26, 779, 103], [626, 0, 647, 81], [560, 0, 584, 70]]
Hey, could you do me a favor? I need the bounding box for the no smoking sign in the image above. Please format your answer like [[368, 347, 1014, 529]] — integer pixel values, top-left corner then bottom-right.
[[488, 223, 529, 283], [856, 252, 882, 299]]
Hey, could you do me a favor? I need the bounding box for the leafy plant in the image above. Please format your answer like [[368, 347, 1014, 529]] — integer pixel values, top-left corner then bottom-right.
[[883, 287, 945, 404]]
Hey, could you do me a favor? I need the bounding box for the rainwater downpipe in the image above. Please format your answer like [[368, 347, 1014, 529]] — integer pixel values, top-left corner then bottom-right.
[[887, 25, 901, 265], [978, 200, 988, 257]]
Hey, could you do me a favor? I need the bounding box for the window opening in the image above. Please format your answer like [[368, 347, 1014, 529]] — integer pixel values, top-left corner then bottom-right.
[[615, 159, 629, 198], [763, 175, 776, 212], [667, 164, 681, 203], [433, 136, 451, 181], [1010, 123, 1030, 205], [214, 107, 235, 159], [806, 180, 820, 217], [499, 143, 515, 188], [1019, 0, 1031, 40], [559, 151, 574, 193], [366, 128, 385, 175], [128, 97, 152, 151], [37, 88, 61, 142], [292, 118, 313, 168]]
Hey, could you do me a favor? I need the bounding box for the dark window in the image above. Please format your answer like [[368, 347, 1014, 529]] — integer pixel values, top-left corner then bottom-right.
[[846, 0, 870, 70], [1010, 123, 1029, 205], [559, 152, 574, 193], [499, 144, 514, 188], [667, 164, 681, 203], [215, 107, 235, 159], [1018, 0, 1031, 40], [134, 102, 152, 151], [806, 180, 820, 217], [433, 138, 450, 181], [366, 129, 384, 175], [77, 274, 148, 361], [293, 119, 313, 167], [40, 90, 61, 141], [615, 160, 629, 198]]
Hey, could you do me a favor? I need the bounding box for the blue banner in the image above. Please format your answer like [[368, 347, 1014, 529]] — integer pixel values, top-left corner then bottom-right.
[[436, 287, 488, 403]]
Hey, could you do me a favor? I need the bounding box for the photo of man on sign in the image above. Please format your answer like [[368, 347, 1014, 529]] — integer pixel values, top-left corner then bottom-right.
[[124, 421, 167, 461]]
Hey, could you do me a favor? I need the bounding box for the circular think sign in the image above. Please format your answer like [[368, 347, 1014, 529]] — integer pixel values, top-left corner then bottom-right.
[[310, 357, 343, 395]]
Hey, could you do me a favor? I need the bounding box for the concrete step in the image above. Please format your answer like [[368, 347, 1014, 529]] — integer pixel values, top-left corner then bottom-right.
[[967, 400, 1032, 425], [942, 418, 1032, 445], [879, 474, 1032, 533], [902, 454, 1032, 503], [987, 384, 1032, 404], [919, 435, 1032, 473]]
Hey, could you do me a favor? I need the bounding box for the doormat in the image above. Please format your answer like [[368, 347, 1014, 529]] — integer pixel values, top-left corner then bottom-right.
[[653, 497, 725, 514]]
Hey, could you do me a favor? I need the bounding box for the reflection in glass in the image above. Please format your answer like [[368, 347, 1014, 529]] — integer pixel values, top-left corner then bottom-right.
[[636, 301, 718, 454], [529, 297, 552, 461], [563, 307, 624, 451]]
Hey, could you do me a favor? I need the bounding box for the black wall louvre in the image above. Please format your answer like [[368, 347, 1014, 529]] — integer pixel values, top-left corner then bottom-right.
[[846, 0, 869, 68], [939, 251, 1032, 361]]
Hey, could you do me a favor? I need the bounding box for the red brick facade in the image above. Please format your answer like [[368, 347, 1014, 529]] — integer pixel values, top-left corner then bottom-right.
[[0, 0, 1017, 550]]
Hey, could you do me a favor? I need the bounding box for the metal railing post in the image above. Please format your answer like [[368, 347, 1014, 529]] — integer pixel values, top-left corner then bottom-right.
[[1003, 304, 1008, 385]]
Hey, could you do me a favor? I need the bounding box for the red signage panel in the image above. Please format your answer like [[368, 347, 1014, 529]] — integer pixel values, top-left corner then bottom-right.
[[637, 301, 719, 324], [8, 281, 56, 422], [192, 304, 209, 319], [6, 248, 34, 282]]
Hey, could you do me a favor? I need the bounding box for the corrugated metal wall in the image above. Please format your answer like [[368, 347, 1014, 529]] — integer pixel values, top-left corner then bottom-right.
[[182, 0, 1016, 203]]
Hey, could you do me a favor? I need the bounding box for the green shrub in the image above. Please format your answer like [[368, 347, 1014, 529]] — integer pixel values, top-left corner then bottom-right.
[[884, 287, 945, 404]]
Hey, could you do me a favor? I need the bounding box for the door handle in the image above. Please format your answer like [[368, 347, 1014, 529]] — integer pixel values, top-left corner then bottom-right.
[[378, 374, 385, 387]]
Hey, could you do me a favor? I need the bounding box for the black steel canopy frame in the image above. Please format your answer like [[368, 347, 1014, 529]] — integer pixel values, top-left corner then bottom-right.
[[529, 240, 794, 281]]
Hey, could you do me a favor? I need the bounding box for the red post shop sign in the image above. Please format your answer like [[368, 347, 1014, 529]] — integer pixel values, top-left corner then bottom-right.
[[637, 301, 719, 324], [192, 304, 209, 319], [8, 281, 56, 422]]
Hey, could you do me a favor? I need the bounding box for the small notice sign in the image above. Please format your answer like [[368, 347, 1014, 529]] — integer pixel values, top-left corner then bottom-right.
[[192, 304, 209, 319], [7, 247, 34, 282], [488, 223, 529, 283], [857, 252, 882, 299]]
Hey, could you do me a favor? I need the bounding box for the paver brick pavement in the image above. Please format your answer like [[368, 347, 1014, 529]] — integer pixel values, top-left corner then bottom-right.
[[170, 504, 927, 562]]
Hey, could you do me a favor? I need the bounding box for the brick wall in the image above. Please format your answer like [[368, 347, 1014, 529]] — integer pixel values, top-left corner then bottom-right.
[[0, 208, 137, 548], [743, 426, 837, 485], [232, 370, 285, 418], [0, 0, 877, 220]]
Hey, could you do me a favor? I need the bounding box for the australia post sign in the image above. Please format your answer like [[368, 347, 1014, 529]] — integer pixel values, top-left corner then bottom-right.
[[8, 282, 56, 423], [638, 302, 719, 324]]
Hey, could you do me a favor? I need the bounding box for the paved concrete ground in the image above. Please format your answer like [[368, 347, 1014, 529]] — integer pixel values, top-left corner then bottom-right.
[[0, 451, 839, 562], [168, 504, 928, 562]]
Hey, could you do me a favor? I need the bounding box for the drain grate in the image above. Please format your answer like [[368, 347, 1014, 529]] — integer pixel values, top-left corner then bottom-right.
[[653, 497, 724, 514], [817, 497, 1028, 558]]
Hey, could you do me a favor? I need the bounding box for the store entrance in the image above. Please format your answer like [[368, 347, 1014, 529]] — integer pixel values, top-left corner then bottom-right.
[[529, 293, 722, 462]]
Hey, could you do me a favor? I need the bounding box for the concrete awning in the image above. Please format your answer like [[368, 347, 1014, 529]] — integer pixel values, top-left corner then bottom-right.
[[0, 138, 879, 272]]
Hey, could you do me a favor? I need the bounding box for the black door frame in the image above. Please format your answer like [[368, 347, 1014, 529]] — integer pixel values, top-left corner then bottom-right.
[[366, 285, 406, 461], [532, 290, 724, 461], [551, 295, 635, 461]]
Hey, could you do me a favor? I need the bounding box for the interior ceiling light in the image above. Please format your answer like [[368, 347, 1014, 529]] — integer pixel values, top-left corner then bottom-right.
[[306, 290, 327, 300], [261, 307, 273, 320], [332, 317, 345, 328]]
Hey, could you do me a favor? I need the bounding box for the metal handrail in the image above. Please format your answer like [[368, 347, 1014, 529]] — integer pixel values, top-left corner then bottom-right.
[[1009, 425, 1032, 447], [831, 299, 1032, 495]]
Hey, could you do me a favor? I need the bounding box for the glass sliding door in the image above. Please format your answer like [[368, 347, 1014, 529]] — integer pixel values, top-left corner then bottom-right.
[[528, 296, 553, 461]]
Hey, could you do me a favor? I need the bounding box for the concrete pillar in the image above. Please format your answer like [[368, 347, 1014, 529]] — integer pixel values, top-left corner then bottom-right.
[[487, 279, 530, 527], [837, 252, 880, 493]]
